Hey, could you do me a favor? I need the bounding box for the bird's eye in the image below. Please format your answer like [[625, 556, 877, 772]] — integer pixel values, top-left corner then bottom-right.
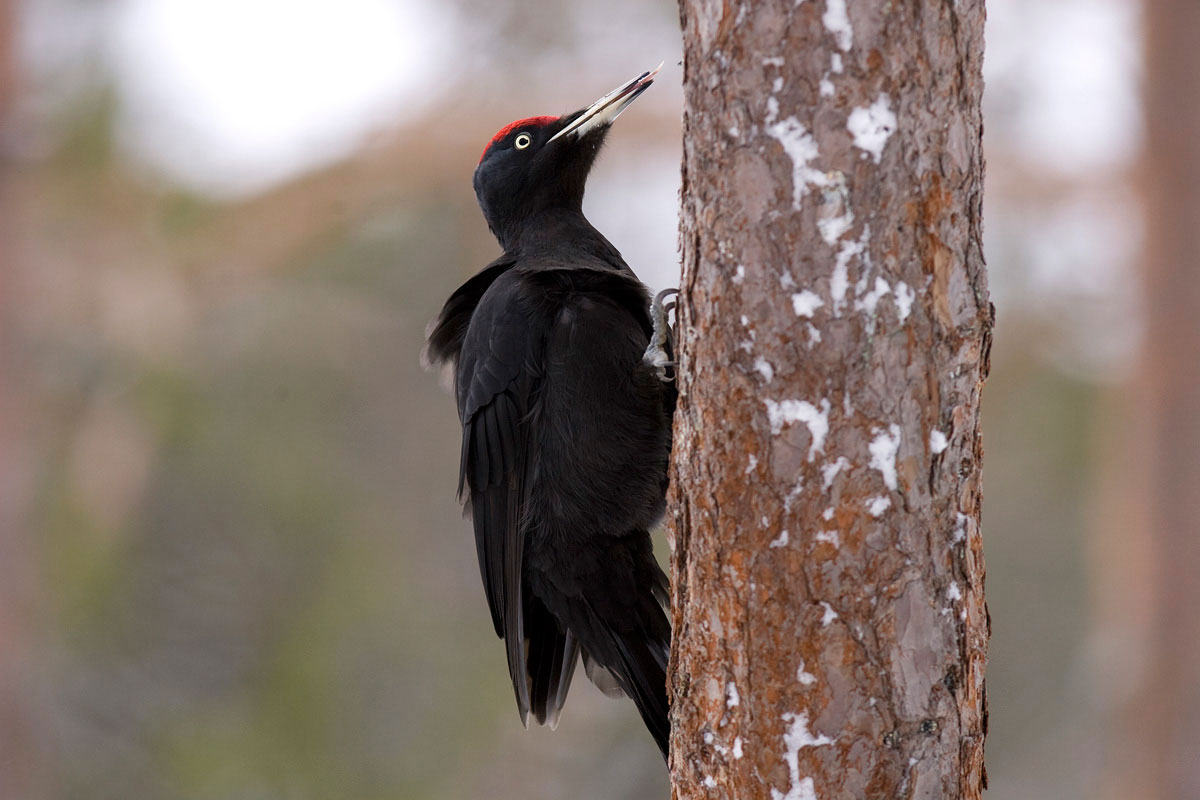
[[514, 133, 532, 150]]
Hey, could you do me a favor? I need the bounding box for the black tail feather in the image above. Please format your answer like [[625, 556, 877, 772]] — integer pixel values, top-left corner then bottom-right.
[[607, 626, 670, 758], [578, 541, 671, 758], [523, 591, 580, 728], [525, 530, 672, 756]]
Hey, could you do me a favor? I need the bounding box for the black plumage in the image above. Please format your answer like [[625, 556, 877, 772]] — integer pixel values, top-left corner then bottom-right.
[[424, 67, 674, 757]]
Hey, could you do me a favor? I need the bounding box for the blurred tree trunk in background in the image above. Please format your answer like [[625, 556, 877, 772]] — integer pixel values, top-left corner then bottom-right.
[[1109, 2, 1200, 798], [667, 1, 990, 797], [0, 1, 42, 796]]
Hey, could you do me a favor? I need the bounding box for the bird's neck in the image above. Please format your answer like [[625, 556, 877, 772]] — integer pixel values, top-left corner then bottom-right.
[[502, 207, 624, 267]]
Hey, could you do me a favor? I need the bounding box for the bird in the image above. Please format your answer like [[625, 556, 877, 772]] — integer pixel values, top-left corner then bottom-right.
[[424, 65, 676, 758]]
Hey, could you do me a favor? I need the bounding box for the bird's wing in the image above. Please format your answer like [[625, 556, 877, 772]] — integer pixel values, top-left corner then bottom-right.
[[455, 270, 543, 719], [423, 255, 517, 369]]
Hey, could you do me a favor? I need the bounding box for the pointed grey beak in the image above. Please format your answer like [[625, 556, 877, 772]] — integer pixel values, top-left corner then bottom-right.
[[547, 63, 663, 143]]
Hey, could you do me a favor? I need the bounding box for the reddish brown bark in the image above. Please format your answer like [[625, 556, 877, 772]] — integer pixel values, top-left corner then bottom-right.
[[667, 1, 990, 798]]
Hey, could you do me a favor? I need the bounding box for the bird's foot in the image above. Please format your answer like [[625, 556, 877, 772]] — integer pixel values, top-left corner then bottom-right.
[[643, 288, 678, 382]]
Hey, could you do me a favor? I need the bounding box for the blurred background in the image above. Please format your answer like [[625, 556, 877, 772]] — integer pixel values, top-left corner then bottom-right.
[[0, 0, 1189, 798]]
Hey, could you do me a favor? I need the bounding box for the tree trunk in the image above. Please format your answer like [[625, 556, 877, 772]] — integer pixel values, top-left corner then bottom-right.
[[666, 2, 990, 798], [1106, 2, 1200, 798], [0, 1, 42, 796]]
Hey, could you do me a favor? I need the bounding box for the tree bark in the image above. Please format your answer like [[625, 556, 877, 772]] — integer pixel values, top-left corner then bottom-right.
[[667, 2, 990, 798]]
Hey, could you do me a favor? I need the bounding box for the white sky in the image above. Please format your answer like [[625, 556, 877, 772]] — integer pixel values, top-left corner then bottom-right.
[[105, 0, 454, 196], [984, 0, 1141, 175]]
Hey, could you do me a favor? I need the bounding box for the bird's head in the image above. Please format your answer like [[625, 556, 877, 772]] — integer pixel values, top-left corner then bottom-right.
[[473, 64, 661, 249]]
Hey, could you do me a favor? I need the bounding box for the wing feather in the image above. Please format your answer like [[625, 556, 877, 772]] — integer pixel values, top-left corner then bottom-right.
[[455, 272, 543, 721]]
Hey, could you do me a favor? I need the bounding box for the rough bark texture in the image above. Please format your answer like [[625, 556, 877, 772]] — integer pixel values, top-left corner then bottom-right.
[[1109, 2, 1200, 798], [667, 2, 990, 798]]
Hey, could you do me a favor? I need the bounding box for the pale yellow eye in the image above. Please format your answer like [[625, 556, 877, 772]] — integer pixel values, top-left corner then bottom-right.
[[514, 133, 532, 150]]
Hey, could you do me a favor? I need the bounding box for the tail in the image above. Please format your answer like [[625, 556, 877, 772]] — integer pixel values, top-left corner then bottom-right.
[[572, 534, 672, 759], [521, 590, 580, 728], [589, 602, 670, 758]]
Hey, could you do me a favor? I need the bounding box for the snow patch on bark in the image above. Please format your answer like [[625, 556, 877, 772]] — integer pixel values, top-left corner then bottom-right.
[[770, 529, 790, 548], [819, 601, 838, 626], [739, 315, 756, 353], [868, 424, 901, 491], [765, 398, 830, 460], [817, 207, 853, 245], [854, 276, 891, 316], [796, 661, 818, 685], [765, 113, 826, 209], [822, 0, 853, 50], [771, 712, 833, 800], [821, 456, 849, 490], [726, 681, 741, 708], [774, 777, 817, 800], [894, 280, 916, 321], [791, 290, 824, 318], [830, 237, 864, 315], [954, 512, 969, 543], [930, 429, 948, 454], [847, 94, 897, 164], [784, 477, 805, 512], [764, 95, 831, 209], [866, 495, 891, 517], [815, 529, 840, 546], [755, 357, 776, 382], [816, 172, 853, 248]]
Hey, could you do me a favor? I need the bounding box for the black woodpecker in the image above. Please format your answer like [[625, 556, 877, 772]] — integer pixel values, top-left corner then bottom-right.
[[424, 66, 676, 757]]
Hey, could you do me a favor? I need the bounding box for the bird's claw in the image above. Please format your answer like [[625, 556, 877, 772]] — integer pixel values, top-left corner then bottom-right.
[[643, 288, 679, 382]]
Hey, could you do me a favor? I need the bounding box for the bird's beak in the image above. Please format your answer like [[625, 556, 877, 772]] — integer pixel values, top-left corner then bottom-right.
[[547, 63, 662, 143]]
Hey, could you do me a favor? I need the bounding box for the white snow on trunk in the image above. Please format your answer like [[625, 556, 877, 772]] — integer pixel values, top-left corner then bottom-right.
[[847, 94, 897, 164], [792, 290, 825, 318], [894, 280, 916, 321], [822, 0, 853, 51], [869, 424, 902, 491], [771, 712, 833, 800], [765, 398, 831, 460]]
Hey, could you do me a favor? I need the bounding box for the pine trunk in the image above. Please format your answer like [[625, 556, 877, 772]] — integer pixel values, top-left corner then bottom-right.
[[667, 2, 991, 798], [1109, 2, 1200, 798]]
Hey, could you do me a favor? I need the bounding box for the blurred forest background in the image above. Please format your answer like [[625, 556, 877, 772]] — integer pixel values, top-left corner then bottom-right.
[[0, 0, 1187, 798]]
